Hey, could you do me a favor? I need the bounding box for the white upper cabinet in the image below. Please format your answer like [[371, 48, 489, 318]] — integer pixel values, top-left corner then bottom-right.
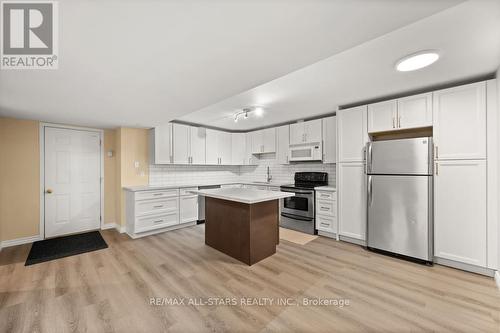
[[322, 116, 336, 164], [368, 100, 397, 133], [173, 123, 190, 164], [434, 159, 487, 267], [189, 127, 206, 164], [218, 131, 232, 164], [205, 129, 218, 165], [276, 125, 290, 164], [290, 119, 322, 145], [173, 123, 206, 164], [231, 133, 246, 165], [397, 93, 432, 129], [150, 123, 173, 164], [251, 128, 276, 153], [433, 82, 486, 160], [262, 128, 276, 153], [367, 93, 432, 133], [338, 162, 366, 241], [245, 132, 258, 165], [337, 106, 368, 163], [205, 129, 232, 165]]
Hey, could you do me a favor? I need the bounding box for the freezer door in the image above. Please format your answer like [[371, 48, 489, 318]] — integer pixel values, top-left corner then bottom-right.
[[367, 175, 432, 261], [367, 137, 432, 175]]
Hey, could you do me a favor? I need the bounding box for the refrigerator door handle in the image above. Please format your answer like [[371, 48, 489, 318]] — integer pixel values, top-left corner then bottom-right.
[[368, 175, 373, 207], [366, 142, 373, 174]]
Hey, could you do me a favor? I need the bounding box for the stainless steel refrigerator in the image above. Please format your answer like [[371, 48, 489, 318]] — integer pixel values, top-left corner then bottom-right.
[[366, 137, 433, 263]]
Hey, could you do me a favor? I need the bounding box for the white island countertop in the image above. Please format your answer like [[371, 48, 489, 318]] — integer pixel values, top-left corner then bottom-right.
[[192, 188, 294, 204]]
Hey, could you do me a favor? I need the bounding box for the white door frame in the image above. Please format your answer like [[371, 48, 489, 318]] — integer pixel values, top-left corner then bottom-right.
[[39, 123, 104, 239]]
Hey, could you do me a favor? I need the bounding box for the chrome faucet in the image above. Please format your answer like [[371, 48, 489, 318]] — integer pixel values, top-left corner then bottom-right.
[[267, 166, 272, 183]]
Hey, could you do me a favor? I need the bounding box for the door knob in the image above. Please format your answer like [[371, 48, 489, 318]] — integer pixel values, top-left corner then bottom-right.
[[46, 189, 53, 194]]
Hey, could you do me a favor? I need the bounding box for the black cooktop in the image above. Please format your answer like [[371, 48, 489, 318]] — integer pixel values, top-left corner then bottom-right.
[[281, 172, 328, 190]]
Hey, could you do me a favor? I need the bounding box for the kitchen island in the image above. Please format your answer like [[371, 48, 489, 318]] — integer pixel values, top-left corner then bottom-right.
[[193, 188, 294, 265]]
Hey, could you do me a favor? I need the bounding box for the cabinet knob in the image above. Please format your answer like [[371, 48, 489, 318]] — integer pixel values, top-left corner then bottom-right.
[[45, 189, 53, 194]]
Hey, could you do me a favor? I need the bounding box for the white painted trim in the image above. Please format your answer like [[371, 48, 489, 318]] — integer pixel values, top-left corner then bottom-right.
[[434, 257, 495, 277], [101, 223, 118, 230], [39, 122, 104, 240], [495, 271, 500, 290], [339, 235, 367, 246], [1, 235, 42, 248]]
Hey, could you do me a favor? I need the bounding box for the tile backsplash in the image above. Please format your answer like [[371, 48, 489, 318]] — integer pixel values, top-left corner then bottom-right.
[[149, 153, 336, 186]]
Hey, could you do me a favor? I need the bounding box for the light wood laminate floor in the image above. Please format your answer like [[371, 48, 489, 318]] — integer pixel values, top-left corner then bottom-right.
[[0, 225, 499, 332]]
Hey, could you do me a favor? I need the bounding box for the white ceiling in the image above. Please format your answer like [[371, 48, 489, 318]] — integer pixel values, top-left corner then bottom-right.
[[0, 0, 467, 128], [179, 0, 500, 131]]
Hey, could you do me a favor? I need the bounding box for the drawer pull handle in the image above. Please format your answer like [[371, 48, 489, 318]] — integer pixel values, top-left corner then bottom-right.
[[320, 194, 329, 197], [153, 193, 163, 196], [153, 205, 164, 208], [320, 207, 329, 210], [320, 223, 329, 227], [153, 220, 164, 223]]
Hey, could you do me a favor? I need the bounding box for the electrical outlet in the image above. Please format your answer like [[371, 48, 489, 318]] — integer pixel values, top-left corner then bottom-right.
[[134, 161, 140, 168]]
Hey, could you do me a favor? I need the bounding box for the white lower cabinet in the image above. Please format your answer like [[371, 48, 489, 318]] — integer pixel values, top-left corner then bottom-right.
[[337, 162, 366, 242], [180, 195, 199, 224], [316, 189, 337, 236], [434, 159, 487, 267], [125, 187, 198, 239]]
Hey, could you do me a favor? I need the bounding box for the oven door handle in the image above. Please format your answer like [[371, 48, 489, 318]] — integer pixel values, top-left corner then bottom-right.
[[281, 212, 314, 222], [280, 187, 314, 194]]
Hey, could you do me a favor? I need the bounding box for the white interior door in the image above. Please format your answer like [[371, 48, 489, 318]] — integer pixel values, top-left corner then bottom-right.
[[44, 127, 101, 238]]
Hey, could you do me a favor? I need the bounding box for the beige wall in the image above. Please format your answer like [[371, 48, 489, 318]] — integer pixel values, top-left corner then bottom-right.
[[104, 129, 117, 225], [116, 128, 149, 226], [0, 118, 40, 241], [0, 118, 124, 242]]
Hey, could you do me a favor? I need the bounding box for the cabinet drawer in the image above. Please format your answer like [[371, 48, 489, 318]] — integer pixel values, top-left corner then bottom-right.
[[135, 189, 179, 201], [180, 187, 198, 196], [316, 214, 336, 232], [316, 200, 336, 216], [135, 197, 179, 216], [316, 191, 336, 201], [135, 212, 179, 233]]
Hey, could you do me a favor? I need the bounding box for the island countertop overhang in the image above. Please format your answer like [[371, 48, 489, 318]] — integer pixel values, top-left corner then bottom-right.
[[191, 188, 294, 204]]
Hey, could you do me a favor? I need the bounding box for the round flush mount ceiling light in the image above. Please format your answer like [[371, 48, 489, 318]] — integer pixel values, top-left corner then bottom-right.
[[396, 51, 439, 72]]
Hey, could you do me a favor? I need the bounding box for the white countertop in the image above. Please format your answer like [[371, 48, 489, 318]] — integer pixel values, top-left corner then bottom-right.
[[123, 181, 285, 192], [315, 186, 336, 191], [191, 188, 294, 204]]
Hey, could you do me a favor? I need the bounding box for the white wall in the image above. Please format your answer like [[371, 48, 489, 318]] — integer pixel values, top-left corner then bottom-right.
[[497, 67, 500, 271]]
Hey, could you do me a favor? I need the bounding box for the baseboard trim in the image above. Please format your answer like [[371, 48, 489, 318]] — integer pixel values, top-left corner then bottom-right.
[[339, 235, 367, 246], [1, 235, 42, 248], [318, 230, 337, 239], [101, 223, 126, 233], [495, 271, 500, 289], [434, 257, 495, 277]]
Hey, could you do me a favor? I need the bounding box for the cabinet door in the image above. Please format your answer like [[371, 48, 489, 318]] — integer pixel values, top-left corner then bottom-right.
[[231, 133, 246, 165], [322, 116, 336, 163], [276, 125, 290, 164], [289, 122, 304, 145], [397, 93, 432, 129], [205, 128, 218, 165], [180, 195, 199, 223], [262, 128, 276, 153], [434, 160, 486, 266], [245, 133, 258, 165], [172, 123, 190, 164], [368, 100, 397, 133], [433, 82, 486, 160], [250, 130, 261, 153], [304, 119, 322, 143], [218, 131, 232, 164], [151, 123, 172, 164], [190, 126, 206, 164], [338, 162, 366, 241], [337, 106, 368, 162]]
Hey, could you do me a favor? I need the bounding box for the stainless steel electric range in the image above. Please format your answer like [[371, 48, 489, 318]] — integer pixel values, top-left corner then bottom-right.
[[279, 172, 328, 235]]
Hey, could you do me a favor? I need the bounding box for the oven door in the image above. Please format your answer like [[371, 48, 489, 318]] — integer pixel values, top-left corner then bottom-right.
[[280, 188, 314, 219]]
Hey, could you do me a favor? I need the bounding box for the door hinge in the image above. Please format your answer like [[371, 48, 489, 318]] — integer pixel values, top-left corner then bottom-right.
[[100, 215, 102, 221]]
